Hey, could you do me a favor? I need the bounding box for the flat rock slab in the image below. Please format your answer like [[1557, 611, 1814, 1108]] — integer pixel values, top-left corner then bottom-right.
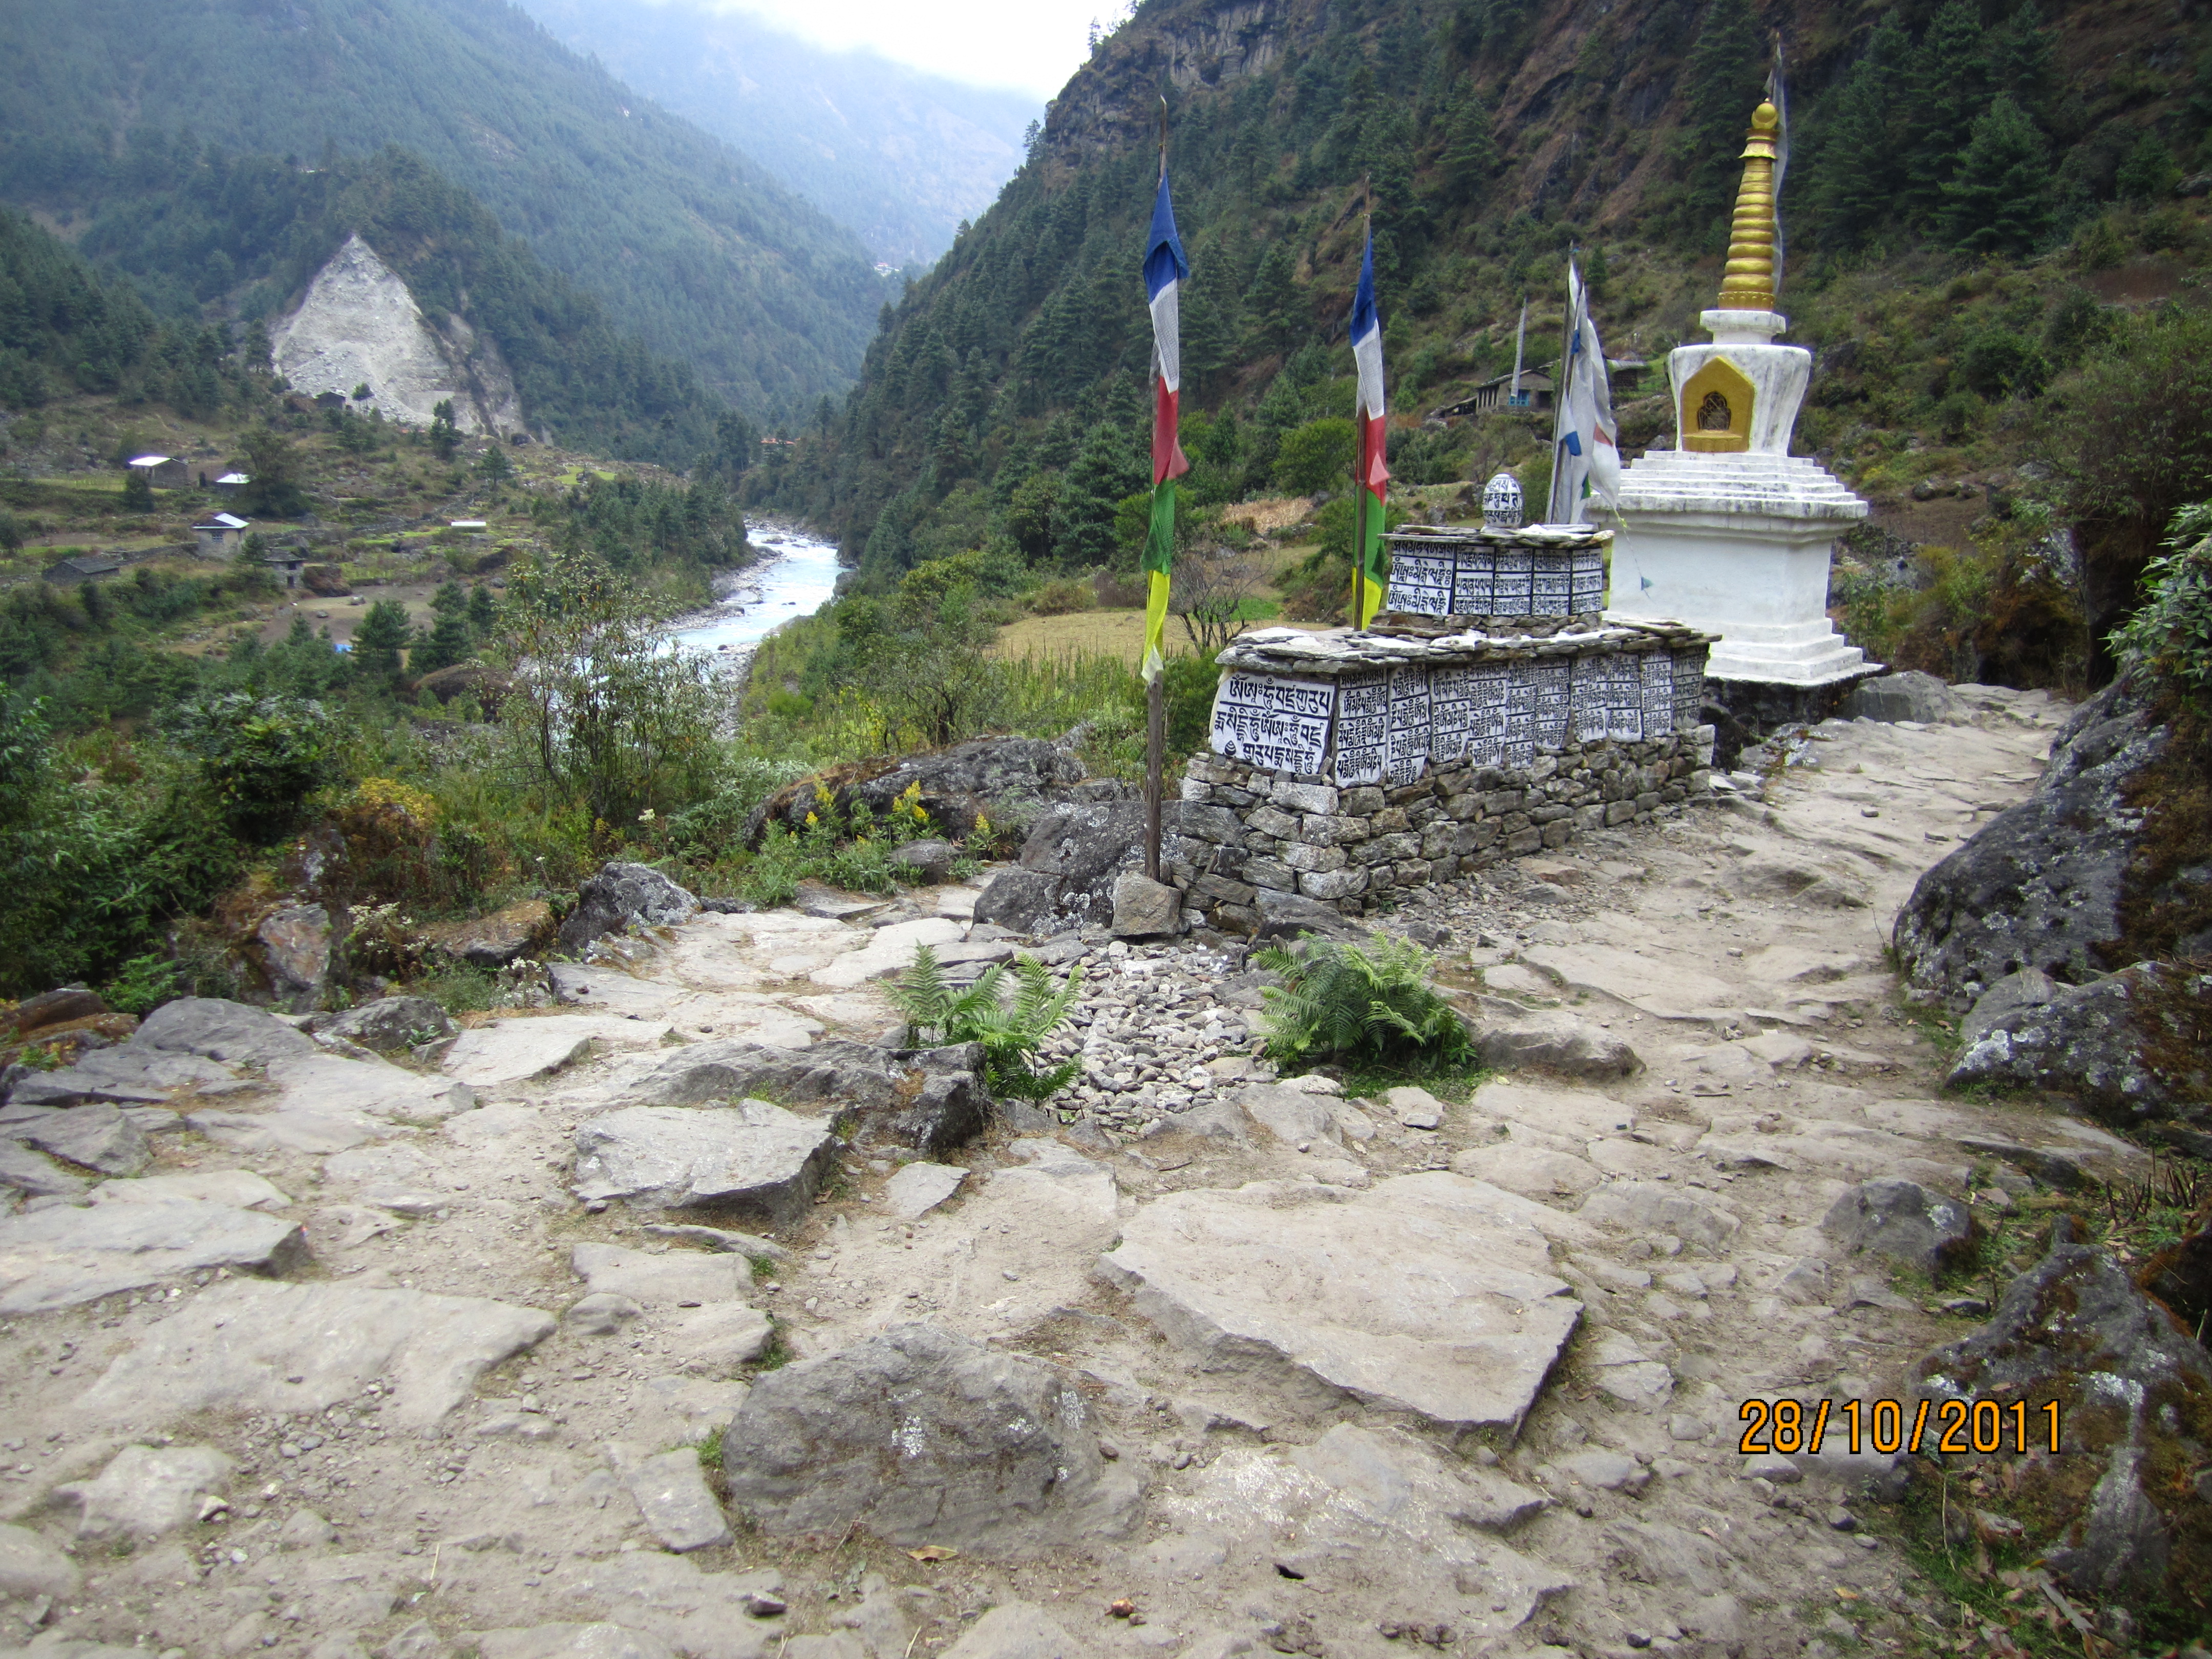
[[266, 1053, 478, 1122], [609, 1444, 732, 1552], [0, 1519, 80, 1598], [1580, 1182, 1743, 1256], [74, 1279, 556, 1429], [1521, 943, 1740, 1020], [445, 1016, 674, 1087], [808, 918, 965, 990], [1450, 1143, 1603, 1197], [55, 1443, 233, 1541], [186, 1105, 398, 1154], [663, 1303, 776, 1374], [477, 1625, 679, 1659], [0, 1138, 89, 1199], [89, 1170, 291, 1210], [573, 1101, 838, 1226], [719, 1321, 1139, 1552], [14, 1104, 151, 1175], [6, 1046, 238, 1107], [0, 1199, 308, 1314], [1099, 1174, 1584, 1435], [1157, 1424, 1571, 1636], [571, 1242, 751, 1308], [135, 997, 320, 1064], [881, 1161, 967, 1219]]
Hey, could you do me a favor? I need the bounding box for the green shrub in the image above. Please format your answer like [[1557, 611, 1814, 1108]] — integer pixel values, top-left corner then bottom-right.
[[886, 945, 1083, 1101], [1254, 935, 1474, 1075], [161, 691, 340, 840], [2112, 503, 2212, 705], [102, 952, 183, 1016]]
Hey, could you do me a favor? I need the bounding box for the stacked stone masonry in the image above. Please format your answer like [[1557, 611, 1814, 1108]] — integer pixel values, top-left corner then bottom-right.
[[1180, 535, 1720, 927], [1176, 731, 1715, 928]]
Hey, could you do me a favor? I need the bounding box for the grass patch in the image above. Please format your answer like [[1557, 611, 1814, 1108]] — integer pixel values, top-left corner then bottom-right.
[[1341, 1061, 1494, 1104], [750, 1328, 792, 1373], [695, 1427, 724, 1470]]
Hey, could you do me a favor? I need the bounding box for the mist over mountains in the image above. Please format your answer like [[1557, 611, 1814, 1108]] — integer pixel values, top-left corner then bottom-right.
[[514, 0, 1040, 268]]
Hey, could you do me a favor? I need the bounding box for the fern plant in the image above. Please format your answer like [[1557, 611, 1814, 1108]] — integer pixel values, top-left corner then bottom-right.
[[887, 945, 1085, 1101], [1253, 934, 1474, 1074]]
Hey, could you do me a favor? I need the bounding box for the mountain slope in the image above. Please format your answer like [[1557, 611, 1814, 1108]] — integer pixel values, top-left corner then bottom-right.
[[0, 0, 886, 419], [515, 0, 1038, 267], [750, 0, 2208, 586]]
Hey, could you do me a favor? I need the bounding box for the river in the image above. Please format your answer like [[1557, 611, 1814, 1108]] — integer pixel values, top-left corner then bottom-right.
[[666, 524, 841, 664]]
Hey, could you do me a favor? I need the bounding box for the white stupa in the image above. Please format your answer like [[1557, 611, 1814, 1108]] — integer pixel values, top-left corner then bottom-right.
[[1607, 102, 1876, 687]]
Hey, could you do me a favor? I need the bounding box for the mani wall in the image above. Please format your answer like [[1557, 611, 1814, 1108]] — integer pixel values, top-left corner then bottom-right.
[[1178, 526, 1717, 927]]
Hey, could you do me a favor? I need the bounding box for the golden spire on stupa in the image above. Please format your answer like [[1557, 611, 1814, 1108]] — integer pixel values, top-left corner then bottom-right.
[[1717, 100, 1781, 311]]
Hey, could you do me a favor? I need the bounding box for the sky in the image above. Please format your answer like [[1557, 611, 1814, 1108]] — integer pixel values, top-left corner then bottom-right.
[[687, 0, 1108, 97]]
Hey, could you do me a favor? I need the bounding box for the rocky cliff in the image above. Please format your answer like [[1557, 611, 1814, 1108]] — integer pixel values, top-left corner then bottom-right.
[[271, 234, 527, 436]]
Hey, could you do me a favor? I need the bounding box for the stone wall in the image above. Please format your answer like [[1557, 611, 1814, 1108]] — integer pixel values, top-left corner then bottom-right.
[[1171, 726, 1717, 929]]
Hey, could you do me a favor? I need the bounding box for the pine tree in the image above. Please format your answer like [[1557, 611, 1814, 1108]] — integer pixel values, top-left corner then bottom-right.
[[1243, 243, 1301, 357], [410, 608, 472, 674], [1055, 422, 1146, 567], [467, 585, 497, 639], [1809, 17, 1909, 250], [1985, 3, 2056, 126], [1943, 95, 2053, 255], [1904, 2, 1991, 223], [121, 471, 155, 513], [351, 600, 413, 683], [1436, 94, 1499, 206], [1682, 0, 1764, 243], [1182, 246, 1245, 401]]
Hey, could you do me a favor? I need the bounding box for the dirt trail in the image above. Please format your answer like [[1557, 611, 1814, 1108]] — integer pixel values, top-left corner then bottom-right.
[[0, 685, 2132, 1659]]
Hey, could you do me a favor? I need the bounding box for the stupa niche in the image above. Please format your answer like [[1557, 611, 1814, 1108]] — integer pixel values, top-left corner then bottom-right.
[[1607, 102, 1877, 689]]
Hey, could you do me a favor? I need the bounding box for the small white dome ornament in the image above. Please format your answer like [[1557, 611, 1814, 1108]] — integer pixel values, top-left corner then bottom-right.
[[1482, 472, 1524, 529]]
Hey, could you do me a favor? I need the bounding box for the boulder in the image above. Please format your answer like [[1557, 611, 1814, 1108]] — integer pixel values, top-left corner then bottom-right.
[[559, 862, 701, 953], [420, 901, 555, 969], [718, 1322, 1140, 1550], [315, 996, 456, 1054], [891, 839, 961, 883], [255, 902, 337, 1010], [1913, 1220, 2212, 1607], [134, 997, 318, 1065], [626, 1039, 993, 1153], [1099, 1174, 1583, 1435], [54, 1443, 233, 1541], [0, 1198, 307, 1313], [6, 988, 110, 1036], [414, 663, 512, 706], [90, 1169, 291, 1211], [1110, 871, 1183, 938], [1896, 677, 2198, 1007], [749, 738, 1092, 845], [1820, 1179, 1972, 1274], [1235, 1082, 1343, 1147], [971, 867, 1058, 934], [1946, 965, 2207, 1125], [1957, 967, 2058, 1049], [74, 1279, 556, 1429], [996, 798, 1218, 933], [571, 1101, 838, 1225], [1842, 671, 1955, 724], [14, 1103, 150, 1175]]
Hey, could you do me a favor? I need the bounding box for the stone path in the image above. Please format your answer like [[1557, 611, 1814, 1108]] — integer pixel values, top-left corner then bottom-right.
[[0, 684, 2148, 1659]]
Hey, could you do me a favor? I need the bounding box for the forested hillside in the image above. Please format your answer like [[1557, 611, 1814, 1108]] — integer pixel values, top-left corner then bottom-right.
[[751, 0, 2212, 655], [515, 0, 1037, 267], [0, 0, 886, 419]]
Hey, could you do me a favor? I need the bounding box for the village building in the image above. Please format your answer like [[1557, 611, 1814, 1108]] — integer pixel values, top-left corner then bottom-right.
[[125, 454, 189, 490], [213, 472, 251, 494], [192, 512, 250, 559], [42, 551, 123, 585], [260, 545, 309, 588]]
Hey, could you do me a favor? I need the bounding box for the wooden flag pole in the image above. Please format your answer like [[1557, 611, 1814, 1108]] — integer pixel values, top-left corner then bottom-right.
[[1350, 176, 1371, 631], [1145, 98, 1167, 884]]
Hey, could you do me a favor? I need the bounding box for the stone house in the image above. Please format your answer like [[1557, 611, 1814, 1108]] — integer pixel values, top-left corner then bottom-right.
[[42, 551, 122, 585], [192, 512, 250, 559]]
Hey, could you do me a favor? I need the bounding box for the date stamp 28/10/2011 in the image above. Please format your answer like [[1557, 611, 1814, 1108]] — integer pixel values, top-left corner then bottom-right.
[[1738, 1397, 2064, 1458]]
